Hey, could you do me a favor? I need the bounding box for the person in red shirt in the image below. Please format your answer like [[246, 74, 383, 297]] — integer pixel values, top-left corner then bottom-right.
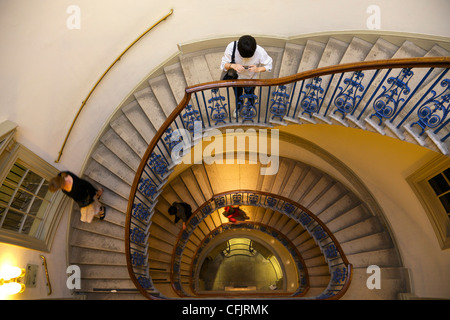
[[224, 206, 242, 223]]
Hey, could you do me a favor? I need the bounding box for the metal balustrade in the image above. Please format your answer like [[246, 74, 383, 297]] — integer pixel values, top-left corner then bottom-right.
[[125, 57, 450, 300]]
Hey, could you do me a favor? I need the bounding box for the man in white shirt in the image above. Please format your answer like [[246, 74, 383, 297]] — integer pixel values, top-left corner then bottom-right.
[[221, 35, 273, 79], [221, 35, 273, 116]]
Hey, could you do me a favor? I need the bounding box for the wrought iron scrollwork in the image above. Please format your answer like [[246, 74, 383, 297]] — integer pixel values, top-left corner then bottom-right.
[[232, 193, 242, 204], [312, 225, 327, 241], [214, 196, 226, 207], [283, 202, 295, 214], [132, 203, 151, 222], [266, 196, 278, 207], [411, 78, 450, 135], [324, 244, 338, 259], [332, 266, 348, 284], [131, 252, 147, 266], [333, 71, 365, 119], [248, 193, 259, 205], [137, 276, 152, 289], [130, 227, 147, 245], [164, 127, 182, 152], [238, 88, 258, 122], [301, 77, 324, 118], [148, 153, 169, 178], [208, 89, 228, 125], [370, 68, 414, 125], [201, 204, 213, 215], [138, 178, 157, 198], [270, 85, 290, 121], [182, 105, 201, 133]]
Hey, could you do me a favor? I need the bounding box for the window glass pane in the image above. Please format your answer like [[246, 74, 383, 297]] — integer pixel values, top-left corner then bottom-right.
[[5, 163, 26, 187], [37, 180, 50, 199], [0, 184, 14, 206], [428, 174, 450, 196], [0, 160, 51, 240], [444, 168, 450, 181], [28, 198, 43, 217], [22, 170, 44, 194], [439, 193, 450, 215], [1, 209, 24, 232], [0, 206, 6, 225], [10, 188, 33, 212], [21, 215, 41, 237]]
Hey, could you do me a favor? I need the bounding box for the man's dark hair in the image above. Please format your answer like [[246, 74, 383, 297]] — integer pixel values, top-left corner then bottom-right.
[[168, 205, 177, 215], [238, 35, 257, 58]]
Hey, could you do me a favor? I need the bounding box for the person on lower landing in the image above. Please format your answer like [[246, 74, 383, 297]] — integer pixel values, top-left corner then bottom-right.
[[224, 206, 240, 223], [49, 171, 106, 223], [220, 35, 273, 117], [223, 206, 250, 223], [168, 201, 193, 230]]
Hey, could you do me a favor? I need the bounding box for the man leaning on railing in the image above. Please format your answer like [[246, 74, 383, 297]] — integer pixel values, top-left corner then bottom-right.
[[221, 35, 273, 117]]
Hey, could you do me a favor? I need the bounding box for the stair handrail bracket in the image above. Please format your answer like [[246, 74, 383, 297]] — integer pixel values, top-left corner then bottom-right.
[[125, 57, 450, 299]]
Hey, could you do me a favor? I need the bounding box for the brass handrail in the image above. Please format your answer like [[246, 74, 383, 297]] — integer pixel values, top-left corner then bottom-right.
[[55, 9, 174, 163], [40, 255, 52, 296]]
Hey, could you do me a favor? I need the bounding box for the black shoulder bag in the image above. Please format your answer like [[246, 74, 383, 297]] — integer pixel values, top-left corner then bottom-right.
[[222, 41, 238, 80]]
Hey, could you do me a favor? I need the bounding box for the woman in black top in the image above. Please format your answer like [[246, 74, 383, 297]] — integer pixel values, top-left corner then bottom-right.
[[49, 171, 106, 223]]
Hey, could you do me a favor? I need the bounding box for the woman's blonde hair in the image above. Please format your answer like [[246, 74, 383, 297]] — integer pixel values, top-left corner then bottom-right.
[[49, 175, 65, 192]]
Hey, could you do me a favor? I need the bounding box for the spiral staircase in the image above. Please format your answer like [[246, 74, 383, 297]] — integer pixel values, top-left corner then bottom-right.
[[67, 34, 449, 300]]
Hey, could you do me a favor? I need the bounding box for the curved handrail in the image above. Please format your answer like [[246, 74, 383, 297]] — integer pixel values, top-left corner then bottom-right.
[[186, 57, 450, 93], [125, 58, 450, 178], [169, 190, 351, 299], [55, 9, 174, 163], [125, 57, 450, 300]]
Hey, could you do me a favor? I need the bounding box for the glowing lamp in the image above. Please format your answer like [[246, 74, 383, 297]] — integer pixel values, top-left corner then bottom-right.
[[0, 266, 26, 296]]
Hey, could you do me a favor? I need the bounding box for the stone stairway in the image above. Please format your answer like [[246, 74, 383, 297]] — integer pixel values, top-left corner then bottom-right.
[[150, 160, 332, 298], [152, 161, 324, 298], [68, 34, 448, 299], [148, 158, 407, 299]]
